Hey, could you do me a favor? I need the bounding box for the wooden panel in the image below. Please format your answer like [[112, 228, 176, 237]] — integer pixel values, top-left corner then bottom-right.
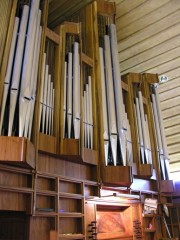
[[48, 0, 92, 28], [37, 152, 98, 181], [119, 24, 180, 62], [0, 192, 29, 211], [147, 57, 180, 75], [38, 133, 57, 154], [159, 87, 180, 102], [115, 0, 147, 19], [122, 47, 180, 74], [119, 9, 180, 51], [159, 67, 180, 80], [100, 165, 132, 186], [161, 96, 180, 110], [131, 178, 158, 192], [97, 0, 116, 16], [164, 115, 180, 128], [165, 125, 180, 137], [29, 217, 55, 240], [50, 230, 57, 240], [167, 133, 180, 145], [85, 203, 96, 239], [169, 161, 180, 172], [118, 1, 180, 40], [168, 143, 180, 155], [162, 105, 180, 120], [158, 78, 180, 93], [160, 180, 174, 193], [0, 137, 35, 169], [61, 139, 80, 155], [169, 153, 180, 163], [82, 148, 98, 165], [120, 36, 180, 73]]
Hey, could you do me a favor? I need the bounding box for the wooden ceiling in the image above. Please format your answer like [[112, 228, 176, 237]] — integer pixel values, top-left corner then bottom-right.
[[48, 0, 180, 175], [48, 0, 93, 28]]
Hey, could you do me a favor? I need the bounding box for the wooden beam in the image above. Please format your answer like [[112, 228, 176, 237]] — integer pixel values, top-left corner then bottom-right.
[[81, 52, 93, 67], [121, 81, 128, 92], [63, 21, 80, 34], [45, 27, 59, 44], [97, 0, 116, 17]]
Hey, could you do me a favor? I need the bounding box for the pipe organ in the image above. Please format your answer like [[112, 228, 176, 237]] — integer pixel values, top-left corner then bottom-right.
[[0, 1, 176, 239], [0, 0, 171, 180]]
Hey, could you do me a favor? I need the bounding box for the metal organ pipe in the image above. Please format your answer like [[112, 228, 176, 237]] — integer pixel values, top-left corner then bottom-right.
[[0, 17, 19, 135]]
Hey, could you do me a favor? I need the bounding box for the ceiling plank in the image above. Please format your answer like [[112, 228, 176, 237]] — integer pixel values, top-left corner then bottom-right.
[[121, 46, 180, 74], [115, 0, 147, 19], [146, 57, 180, 75], [158, 67, 180, 80], [162, 105, 180, 120], [164, 115, 180, 129], [168, 143, 180, 154], [160, 86, 180, 102], [167, 133, 180, 145], [169, 162, 180, 172], [117, 1, 180, 41], [120, 35, 180, 72], [118, 23, 180, 61], [158, 78, 180, 94], [161, 96, 180, 111], [165, 125, 180, 137], [118, 10, 180, 51], [48, 0, 92, 28]]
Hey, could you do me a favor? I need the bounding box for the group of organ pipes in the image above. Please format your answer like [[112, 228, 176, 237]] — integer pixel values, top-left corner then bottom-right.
[[63, 41, 81, 140], [39, 50, 55, 136], [0, 0, 170, 181], [0, 0, 42, 139], [99, 23, 132, 167]]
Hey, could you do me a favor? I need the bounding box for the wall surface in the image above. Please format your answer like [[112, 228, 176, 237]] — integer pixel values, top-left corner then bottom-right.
[[112, 0, 180, 175]]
